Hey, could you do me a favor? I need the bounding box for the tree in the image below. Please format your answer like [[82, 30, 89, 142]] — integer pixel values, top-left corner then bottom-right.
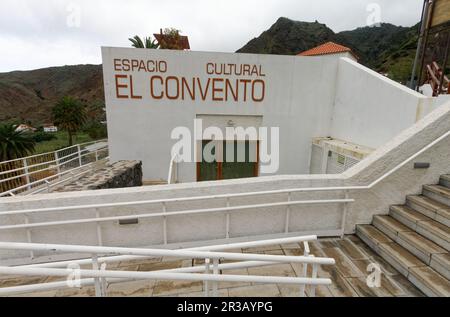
[[129, 35, 159, 49], [0, 124, 36, 161], [52, 96, 87, 146]]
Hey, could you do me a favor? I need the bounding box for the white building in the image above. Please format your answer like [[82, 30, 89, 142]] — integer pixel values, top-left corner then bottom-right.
[[43, 125, 58, 133], [101, 47, 449, 183]]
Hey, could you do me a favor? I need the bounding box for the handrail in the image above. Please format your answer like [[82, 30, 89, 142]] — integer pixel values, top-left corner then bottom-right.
[[0, 241, 335, 265], [0, 238, 334, 297], [0, 145, 108, 177], [0, 198, 354, 230], [0, 156, 110, 197], [0, 266, 332, 297], [21, 235, 318, 268], [0, 236, 321, 296], [0, 143, 109, 197], [0, 139, 107, 165]]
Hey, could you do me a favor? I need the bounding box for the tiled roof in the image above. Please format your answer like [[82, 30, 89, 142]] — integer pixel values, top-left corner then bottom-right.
[[298, 42, 358, 59]]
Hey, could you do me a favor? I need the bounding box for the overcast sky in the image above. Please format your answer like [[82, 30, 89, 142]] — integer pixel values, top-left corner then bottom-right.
[[0, 0, 423, 72]]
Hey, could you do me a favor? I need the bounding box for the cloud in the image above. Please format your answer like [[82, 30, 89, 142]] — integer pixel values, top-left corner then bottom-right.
[[0, 0, 423, 72]]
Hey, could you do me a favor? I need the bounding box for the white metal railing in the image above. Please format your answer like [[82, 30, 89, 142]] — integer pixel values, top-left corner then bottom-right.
[[0, 236, 335, 297], [167, 154, 179, 185], [0, 140, 108, 197], [0, 130, 447, 245]]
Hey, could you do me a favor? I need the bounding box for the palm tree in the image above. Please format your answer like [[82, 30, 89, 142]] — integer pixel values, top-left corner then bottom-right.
[[0, 124, 36, 161], [52, 96, 87, 146], [129, 35, 159, 49]]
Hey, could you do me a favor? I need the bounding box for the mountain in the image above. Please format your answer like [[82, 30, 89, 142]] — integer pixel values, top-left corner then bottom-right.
[[238, 17, 419, 82], [0, 64, 103, 124], [236, 18, 340, 55]]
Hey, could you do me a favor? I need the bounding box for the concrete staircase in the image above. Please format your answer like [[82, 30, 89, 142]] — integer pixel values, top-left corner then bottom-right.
[[356, 174, 450, 297]]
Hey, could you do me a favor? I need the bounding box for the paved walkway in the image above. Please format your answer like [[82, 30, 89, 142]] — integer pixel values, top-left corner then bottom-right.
[[0, 236, 424, 297]]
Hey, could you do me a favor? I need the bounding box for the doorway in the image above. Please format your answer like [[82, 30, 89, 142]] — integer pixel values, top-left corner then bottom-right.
[[197, 140, 259, 181]]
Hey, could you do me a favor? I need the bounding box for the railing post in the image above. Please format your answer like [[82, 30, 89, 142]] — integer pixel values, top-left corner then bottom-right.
[[212, 258, 219, 297], [95, 209, 103, 246], [310, 262, 318, 298], [285, 192, 291, 233], [341, 190, 349, 239], [92, 254, 105, 297], [299, 241, 310, 297], [22, 159, 31, 190], [77, 145, 82, 167], [204, 258, 210, 297], [225, 198, 230, 239], [95, 150, 99, 162], [24, 214, 34, 259], [54, 151, 61, 179], [45, 180, 51, 193], [162, 202, 168, 245]]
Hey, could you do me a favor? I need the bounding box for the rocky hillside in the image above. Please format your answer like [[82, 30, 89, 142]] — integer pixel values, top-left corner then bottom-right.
[[238, 17, 418, 82], [0, 64, 103, 124]]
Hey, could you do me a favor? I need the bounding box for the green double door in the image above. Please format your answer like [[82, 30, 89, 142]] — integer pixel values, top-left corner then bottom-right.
[[198, 140, 258, 181]]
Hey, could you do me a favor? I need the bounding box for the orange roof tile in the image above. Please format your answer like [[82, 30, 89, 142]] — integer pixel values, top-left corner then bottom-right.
[[298, 42, 358, 59]]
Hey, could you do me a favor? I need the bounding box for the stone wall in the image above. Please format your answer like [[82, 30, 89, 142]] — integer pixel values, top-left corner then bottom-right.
[[52, 161, 142, 192]]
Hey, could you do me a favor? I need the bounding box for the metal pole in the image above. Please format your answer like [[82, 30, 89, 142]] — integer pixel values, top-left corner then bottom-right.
[[225, 198, 230, 239], [92, 254, 103, 297], [341, 190, 349, 239], [410, 0, 430, 89], [77, 145, 82, 167], [438, 33, 450, 94], [285, 192, 291, 233], [310, 263, 318, 297], [162, 202, 167, 245], [417, 0, 435, 91], [212, 258, 219, 297], [23, 159, 31, 190], [204, 258, 210, 297], [54, 151, 61, 179], [299, 242, 310, 297]]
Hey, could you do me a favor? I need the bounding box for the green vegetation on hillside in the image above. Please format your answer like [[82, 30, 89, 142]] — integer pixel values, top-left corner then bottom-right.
[[34, 131, 95, 154], [238, 18, 420, 83]]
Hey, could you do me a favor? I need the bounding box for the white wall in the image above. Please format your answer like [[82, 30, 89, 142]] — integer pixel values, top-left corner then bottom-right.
[[329, 58, 442, 148], [102, 48, 338, 182]]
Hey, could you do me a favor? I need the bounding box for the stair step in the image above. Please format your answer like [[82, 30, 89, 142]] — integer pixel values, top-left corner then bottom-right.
[[388, 204, 450, 252], [430, 253, 450, 280], [416, 220, 450, 251], [378, 242, 425, 277], [396, 231, 446, 264], [356, 224, 449, 296], [440, 175, 450, 189], [406, 195, 450, 227], [355, 224, 393, 253], [408, 266, 450, 297], [373, 215, 412, 241], [390, 205, 433, 230], [423, 185, 450, 206]]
